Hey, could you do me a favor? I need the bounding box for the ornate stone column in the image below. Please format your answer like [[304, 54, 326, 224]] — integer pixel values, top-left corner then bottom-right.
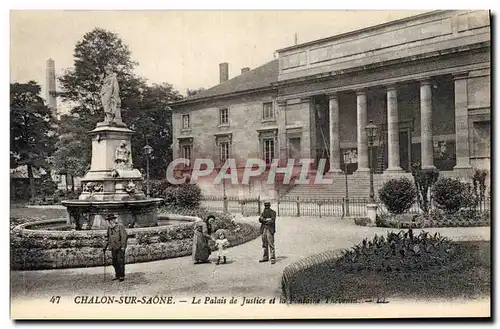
[[356, 90, 370, 172], [420, 79, 436, 170], [276, 100, 287, 161], [453, 72, 472, 172], [328, 93, 342, 173], [385, 85, 403, 173]]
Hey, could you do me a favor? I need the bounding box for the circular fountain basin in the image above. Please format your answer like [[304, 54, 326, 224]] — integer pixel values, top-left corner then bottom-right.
[[11, 214, 260, 270], [61, 198, 163, 229]]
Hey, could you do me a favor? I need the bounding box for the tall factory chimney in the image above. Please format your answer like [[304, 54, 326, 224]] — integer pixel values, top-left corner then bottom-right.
[[45, 58, 58, 117]]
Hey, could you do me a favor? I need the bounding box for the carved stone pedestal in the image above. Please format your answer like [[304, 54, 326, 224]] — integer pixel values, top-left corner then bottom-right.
[[79, 124, 144, 201], [62, 123, 161, 230]]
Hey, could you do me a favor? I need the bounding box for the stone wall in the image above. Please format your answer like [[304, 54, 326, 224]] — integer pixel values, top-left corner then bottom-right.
[[172, 91, 278, 164], [278, 10, 489, 81]]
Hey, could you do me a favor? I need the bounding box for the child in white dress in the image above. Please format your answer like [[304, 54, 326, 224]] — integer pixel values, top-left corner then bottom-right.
[[215, 232, 230, 265]]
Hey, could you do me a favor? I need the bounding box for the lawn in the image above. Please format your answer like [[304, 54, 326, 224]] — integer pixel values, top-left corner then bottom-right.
[[10, 205, 68, 230], [287, 241, 490, 302], [10, 205, 68, 219]]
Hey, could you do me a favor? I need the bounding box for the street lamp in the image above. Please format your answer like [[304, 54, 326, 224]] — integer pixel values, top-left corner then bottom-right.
[[365, 120, 378, 203], [343, 150, 351, 217], [222, 166, 229, 213], [142, 144, 153, 198]]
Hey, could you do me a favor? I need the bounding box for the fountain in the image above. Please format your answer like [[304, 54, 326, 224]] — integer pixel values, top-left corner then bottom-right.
[[61, 65, 162, 229]]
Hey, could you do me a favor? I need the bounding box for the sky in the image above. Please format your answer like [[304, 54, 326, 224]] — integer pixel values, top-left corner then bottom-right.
[[10, 10, 430, 107]]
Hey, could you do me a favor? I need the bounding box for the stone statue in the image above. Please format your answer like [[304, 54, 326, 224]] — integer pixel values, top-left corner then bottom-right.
[[100, 65, 122, 124], [114, 141, 132, 170]]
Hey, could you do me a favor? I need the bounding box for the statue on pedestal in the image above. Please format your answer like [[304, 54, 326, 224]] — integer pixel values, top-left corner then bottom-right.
[[100, 64, 122, 125], [114, 141, 132, 170]]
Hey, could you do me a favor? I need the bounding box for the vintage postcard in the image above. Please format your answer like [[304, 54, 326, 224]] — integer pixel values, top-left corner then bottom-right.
[[9, 9, 491, 319]]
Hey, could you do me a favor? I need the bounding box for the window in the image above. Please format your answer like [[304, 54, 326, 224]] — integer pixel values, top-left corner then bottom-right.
[[182, 114, 190, 129], [262, 138, 275, 164], [219, 108, 229, 125], [219, 141, 230, 164], [473, 121, 491, 157], [262, 102, 274, 120], [288, 137, 301, 159], [182, 144, 192, 163]]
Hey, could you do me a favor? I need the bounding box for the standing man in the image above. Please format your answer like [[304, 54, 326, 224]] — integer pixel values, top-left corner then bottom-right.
[[103, 214, 128, 281], [259, 201, 277, 264]]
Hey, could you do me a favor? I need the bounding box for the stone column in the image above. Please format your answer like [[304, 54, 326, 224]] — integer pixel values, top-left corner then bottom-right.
[[356, 90, 370, 172], [385, 85, 403, 173], [328, 93, 342, 173], [277, 100, 287, 161], [308, 97, 317, 168], [420, 79, 436, 170], [453, 73, 472, 171]]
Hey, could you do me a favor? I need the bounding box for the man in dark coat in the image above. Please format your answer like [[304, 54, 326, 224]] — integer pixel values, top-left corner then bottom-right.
[[103, 214, 128, 281], [259, 201, 277, 264]]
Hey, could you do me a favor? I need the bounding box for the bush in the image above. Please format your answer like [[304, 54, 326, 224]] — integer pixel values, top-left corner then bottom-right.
[[36, 173, 58, 197], [353, 217, 370, 226], [411, 163, 439, 214], [163, 184, 202, 208], [432, 177, 473, 214], [54, 189, 80, 200], [472, 169, 489, 210], [159, 204, 238, 232], [144, 180, 172, 199], [378, 178, 417, 214]]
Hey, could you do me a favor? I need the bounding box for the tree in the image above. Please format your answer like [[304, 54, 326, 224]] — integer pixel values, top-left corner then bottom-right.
[[130, 83, 182, 178], [56, 28, 145, 176], [10, 81, 57, 199], [186, 88, 206, 97], [56, 28, 184, 180], [50, 114, 91, 191]]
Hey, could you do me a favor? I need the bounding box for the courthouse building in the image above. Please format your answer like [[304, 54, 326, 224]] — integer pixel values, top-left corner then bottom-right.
[[170, 10, 491, 198]]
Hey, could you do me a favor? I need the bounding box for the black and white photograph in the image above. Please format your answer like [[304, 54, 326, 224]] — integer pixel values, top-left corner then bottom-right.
[[8, 9, 491, 319]]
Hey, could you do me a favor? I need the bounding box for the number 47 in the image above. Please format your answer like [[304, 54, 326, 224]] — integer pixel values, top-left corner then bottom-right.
[[49, 296, 61, 304]]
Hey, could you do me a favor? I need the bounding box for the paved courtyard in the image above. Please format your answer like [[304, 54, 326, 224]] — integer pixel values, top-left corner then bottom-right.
[[11, 216, 490, 301]]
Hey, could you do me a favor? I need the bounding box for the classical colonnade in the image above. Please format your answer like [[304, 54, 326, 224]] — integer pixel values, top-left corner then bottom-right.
[[315, 74, 470, 175]]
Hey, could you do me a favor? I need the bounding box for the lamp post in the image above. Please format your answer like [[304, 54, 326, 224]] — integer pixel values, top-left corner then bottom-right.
[[218, 165, 229, 213], [365, 120, 378, 203], [343, 150, 351, 217], [142, 144, 153, 198]]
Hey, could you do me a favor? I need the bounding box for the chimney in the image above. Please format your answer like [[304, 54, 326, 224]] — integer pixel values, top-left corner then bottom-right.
[[241, 67, 250, 74], [219, 62, 229, 83], [45, 58, 57, 116]]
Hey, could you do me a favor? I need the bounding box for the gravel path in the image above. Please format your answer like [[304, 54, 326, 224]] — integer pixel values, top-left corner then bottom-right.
[[11, 216, 490, 302]]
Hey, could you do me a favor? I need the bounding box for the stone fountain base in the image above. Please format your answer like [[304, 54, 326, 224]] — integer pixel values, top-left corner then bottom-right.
[[62, 198, 162, 230]]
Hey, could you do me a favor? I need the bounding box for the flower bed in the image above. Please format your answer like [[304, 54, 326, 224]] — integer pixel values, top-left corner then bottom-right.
[[281, 231, 490, 303], [11, 216, 260, 270]]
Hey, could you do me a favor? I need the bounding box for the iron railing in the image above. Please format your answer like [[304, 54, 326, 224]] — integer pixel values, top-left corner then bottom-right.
[[200, 195, 491, 218]]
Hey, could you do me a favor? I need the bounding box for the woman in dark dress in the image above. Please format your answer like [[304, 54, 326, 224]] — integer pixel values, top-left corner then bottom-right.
[[192, 215, 216, 264]]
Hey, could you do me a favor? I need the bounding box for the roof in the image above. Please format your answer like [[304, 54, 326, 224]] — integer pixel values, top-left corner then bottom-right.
[[173, 59, 279, 105], [10, 165, 46, 179], [276, 10, 443, 53]]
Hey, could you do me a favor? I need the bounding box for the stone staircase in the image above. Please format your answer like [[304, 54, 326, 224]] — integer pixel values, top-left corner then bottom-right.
[[283, 172, 414, 200]]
